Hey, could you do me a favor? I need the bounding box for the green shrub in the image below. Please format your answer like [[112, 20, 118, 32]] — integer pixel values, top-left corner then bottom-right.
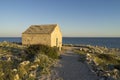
[[34, 54, 54, 74], [92, 53, 120, 71], [34, 54, 51, 67], [25, 45, 59, 60], [95, 54, 120, 65], [74, 50, 86, 55], [17, 63, 29, 79], [74, 50, 86, 62], [26, 77, 35, 80], [0, 61, 15, 80]]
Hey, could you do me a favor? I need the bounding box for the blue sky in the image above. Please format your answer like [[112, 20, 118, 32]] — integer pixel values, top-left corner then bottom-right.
[[0, 0, 120, 37]]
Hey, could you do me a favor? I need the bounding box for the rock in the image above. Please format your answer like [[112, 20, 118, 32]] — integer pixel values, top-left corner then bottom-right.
[[88, 50, 92, 53], [14, 74, 19, 80], [1, 73, 4, 76], [86, 53, 93, 62], [106, 72, 111, 77], [13, 69, 17, 72], [29, 71, 36, 78], [87, 53, 91, 57], [79, 48, 82, 51], [94, 48, 103, 53], [30, 64, 39, 71], [7, 57, 11, 61], [82, 48, 89, 52], [99, 49, 104, 53], [112, 69, 120, 79], [20, 61, 30, 66]]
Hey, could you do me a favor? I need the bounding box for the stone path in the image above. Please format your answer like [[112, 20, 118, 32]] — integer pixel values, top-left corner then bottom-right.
[[51, 50, 99, 80], [40, 49, 99, 80]]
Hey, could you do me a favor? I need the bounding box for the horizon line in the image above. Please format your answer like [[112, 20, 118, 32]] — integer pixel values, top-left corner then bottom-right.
[[0, 36, 120, 38]]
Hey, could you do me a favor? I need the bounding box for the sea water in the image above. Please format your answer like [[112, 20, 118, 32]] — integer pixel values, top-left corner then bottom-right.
[[0, 37, 120, 48]]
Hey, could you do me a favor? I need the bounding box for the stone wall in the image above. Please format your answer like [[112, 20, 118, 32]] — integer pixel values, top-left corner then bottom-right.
[[22, 34, 51, 46], [51, 25, 62, 50]]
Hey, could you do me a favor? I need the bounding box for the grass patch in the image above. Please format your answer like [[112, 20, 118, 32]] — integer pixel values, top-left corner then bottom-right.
[[93, 53, 120, 71], [74, 50, 86, 62], [95, 54, 120, 65]]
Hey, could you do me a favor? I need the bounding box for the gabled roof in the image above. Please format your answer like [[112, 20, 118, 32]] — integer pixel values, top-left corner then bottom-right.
[[23, 24, 58, 34]]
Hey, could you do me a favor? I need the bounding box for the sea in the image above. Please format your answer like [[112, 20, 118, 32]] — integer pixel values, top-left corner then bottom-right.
[[0, 37, 120, 48]]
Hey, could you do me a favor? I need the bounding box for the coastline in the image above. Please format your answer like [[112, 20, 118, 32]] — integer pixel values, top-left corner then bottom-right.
[[68, 45, 120, 80], [0, 37, 120, 48], [0, 41, 120, 80]]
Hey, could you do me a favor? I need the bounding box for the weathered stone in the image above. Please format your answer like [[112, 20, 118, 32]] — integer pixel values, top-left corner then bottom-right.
[[82, 48, 89, 52], [7, 57, 11, 61], [22, 24, 62, 51], [112, 69, 120, 79], [14, 74, 19, 80], [29, 71, 36, 78], [20, 61, 30, 66], [79, 48, 82, 51], [30, 64, 39, 71], [13, 69, 17, 72]]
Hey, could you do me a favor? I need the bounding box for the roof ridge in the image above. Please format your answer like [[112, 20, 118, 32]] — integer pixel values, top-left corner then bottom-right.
[[22, 24, 58, 34], [31, 24, 57, 26]]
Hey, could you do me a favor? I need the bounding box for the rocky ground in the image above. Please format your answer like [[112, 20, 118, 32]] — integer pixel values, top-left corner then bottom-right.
[[0, 42, 120, 80], [41, 45, 120, 80], [0, 41, 57, 80], [73, 45, 120, 80], [40, 47, 99, 80]]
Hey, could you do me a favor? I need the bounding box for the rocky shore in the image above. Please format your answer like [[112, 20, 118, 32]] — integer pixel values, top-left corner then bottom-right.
[[73, 44, 120, 80]]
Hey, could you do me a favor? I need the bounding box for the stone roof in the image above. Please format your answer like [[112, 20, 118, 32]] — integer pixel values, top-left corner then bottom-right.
[[23, 24, 57, 34]]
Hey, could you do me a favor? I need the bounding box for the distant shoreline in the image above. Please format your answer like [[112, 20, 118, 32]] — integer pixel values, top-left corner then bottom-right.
[[0, 37, 120, 38], [0, 37, 120, 48]]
